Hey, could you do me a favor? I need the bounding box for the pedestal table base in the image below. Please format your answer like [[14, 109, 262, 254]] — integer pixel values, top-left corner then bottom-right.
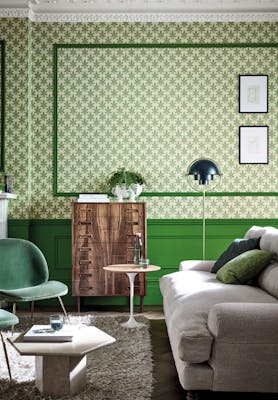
[[36, 354, 87, 396]]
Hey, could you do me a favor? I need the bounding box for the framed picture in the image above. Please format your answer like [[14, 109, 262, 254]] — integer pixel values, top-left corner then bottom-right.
[[239, 126, 268, 164], [239, 75, 268, 113]]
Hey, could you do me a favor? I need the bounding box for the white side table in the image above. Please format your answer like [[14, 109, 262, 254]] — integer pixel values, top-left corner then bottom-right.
[[0, 193, 17, 239], [103, 264, 161, 328]]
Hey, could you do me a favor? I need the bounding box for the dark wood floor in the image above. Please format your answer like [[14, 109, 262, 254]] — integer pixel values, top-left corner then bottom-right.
[[150, 319, 278, 400], [150, 319, 185, 400]]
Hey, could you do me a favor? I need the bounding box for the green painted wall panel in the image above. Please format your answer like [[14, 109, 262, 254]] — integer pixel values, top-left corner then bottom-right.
[[148, 237, 202, 267], [28, 220, 73, 304], [8, 218, 278, 307], [8, 219, 30, 240]]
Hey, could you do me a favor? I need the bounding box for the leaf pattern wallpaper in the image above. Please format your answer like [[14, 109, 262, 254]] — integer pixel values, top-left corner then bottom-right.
[[0, 19, 277, 219]]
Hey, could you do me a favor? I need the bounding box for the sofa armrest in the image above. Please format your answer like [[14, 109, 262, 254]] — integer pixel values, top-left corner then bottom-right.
[[208, 302, 278, 342], [179, 260, 215, 272]]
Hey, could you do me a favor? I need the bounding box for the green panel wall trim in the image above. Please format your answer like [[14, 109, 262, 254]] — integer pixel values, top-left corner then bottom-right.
[[54, 42, 278, 199], [8, 218, 278, 306]]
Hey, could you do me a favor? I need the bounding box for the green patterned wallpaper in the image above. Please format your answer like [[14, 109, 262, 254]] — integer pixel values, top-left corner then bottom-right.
[[0, 18, 29, 218], [1, 20, 278, 219]]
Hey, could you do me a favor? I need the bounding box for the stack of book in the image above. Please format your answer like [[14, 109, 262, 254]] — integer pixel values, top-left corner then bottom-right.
[[23, 324, 80, 342], [77, 193, 110, 203]]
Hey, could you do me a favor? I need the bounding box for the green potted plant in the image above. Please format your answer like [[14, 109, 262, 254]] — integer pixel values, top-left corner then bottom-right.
[[107, 168, 146, 202]]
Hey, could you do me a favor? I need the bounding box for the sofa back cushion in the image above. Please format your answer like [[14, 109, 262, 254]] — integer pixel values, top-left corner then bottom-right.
[[244, 226, 278, 298], [245, 226, 278, 259], [258, 262, 278, 299], [244, 225, 274, 240], [260, 230, 278, 260]]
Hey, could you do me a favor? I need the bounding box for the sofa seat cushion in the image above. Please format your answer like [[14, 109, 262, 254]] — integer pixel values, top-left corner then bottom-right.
[[160, 270, 278, 364]]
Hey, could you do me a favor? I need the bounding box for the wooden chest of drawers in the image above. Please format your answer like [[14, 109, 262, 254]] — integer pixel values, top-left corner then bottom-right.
[[72, 202, 147, 312]]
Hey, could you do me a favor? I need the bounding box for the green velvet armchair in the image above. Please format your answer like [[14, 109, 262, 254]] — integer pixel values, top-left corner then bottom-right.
[[0, 238, 68, 318], [0, 309, 19, 380]]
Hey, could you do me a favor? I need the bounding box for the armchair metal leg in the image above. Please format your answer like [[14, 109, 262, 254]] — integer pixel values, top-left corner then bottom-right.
[[11, 303, 17, 336], [58, 296, 69, 322], [30, 301, 35, 321], [0, 331, 12, 380]]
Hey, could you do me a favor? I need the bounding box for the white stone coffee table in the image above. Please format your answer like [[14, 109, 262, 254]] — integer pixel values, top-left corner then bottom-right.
[[8, 325, 115, 396]]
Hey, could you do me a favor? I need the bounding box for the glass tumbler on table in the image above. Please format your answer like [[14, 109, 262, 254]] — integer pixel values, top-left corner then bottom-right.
[[50, 314, 64, 331], [139, 258, 150, 269]]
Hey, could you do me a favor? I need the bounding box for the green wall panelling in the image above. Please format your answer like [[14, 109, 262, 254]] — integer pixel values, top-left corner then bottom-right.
[[28, 219, 73, 305], [147, 219, 202, 268], [8, 218, 278, 307], [146, 279, 163, 305], [205, 219, 278, 259], [147, 219, 203, 236], [8, 219, 30, 240]]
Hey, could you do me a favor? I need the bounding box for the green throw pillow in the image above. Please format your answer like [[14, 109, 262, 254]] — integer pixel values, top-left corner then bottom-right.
[[216, 249, 273, 284], [211, 237, 260, 273]]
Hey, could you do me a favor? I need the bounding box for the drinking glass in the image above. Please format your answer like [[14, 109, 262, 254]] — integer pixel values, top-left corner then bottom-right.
[[139, 258, 150, 269], [50, 314, 64, 331]]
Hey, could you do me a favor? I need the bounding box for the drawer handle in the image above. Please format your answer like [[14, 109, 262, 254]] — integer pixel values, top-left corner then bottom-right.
[[79, 247, 91, 251], [79, 273, 92, 277], [79, 260, 92, 265]]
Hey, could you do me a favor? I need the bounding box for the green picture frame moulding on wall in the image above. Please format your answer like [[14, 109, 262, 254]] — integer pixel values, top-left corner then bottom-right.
[[53, 43, 278, 198]]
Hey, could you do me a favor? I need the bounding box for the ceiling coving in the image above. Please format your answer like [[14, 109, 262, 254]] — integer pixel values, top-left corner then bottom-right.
[[1, 0, 278, 21]]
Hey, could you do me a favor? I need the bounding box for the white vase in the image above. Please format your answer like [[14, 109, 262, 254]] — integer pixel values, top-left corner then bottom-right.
[[112, 184, 143, 202], [112, 185, 129, 202], [129, 184, 143, 202]]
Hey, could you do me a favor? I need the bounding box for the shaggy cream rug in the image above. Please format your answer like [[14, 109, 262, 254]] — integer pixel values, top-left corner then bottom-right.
[[0, 315, 153, 400]]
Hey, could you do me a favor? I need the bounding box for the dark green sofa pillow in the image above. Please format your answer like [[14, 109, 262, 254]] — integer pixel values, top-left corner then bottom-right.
[[211, 237, 260, 273], [216, 249, 273, 284]]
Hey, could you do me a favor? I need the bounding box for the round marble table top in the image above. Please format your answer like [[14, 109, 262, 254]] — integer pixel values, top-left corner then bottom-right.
[[103, 264, 161, 273]]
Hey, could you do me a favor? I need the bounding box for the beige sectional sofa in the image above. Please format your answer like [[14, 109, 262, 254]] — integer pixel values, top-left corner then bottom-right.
[[160, 226, 278, 399]]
